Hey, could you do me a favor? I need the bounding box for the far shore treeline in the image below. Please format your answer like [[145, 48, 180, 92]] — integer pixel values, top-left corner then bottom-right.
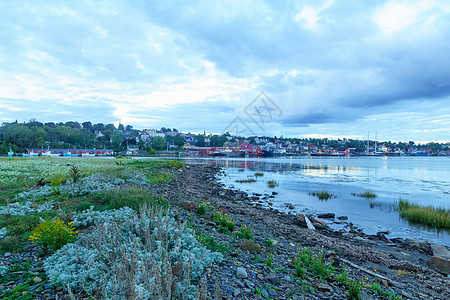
[[0, 120, 449, 155]]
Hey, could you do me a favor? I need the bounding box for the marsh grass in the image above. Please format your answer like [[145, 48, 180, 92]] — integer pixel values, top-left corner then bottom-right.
[[267, 180, 279, 188], [235, 178, 256, 183], [254, 172, 264, 177], [397, 199, 450, 229], [310, 191, 334, 200]]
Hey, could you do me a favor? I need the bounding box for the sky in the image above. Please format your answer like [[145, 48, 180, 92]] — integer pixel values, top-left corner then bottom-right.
[[1, 0, 450, 143]]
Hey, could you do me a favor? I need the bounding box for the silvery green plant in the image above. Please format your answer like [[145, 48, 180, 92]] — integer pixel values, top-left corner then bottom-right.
[[0, 265, 8, 276], [0, 227, 7, 239], [72, 206, 135, 227], [0, 201, 54, 216], [14, 185, 54, 201], [45, 204, 223, 299], [60, 173, 125, 196]]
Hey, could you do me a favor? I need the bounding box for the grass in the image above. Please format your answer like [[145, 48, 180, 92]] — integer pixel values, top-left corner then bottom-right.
[[149, 171, 175, 184], [267, 180, 279, 188], [353, 190, 377, 199], [254, 172, 264, 177], [294, 247, 334, 280], [310, 191, 334, 200], [196, 201, 207, 215], [196, 232, 231, 253], [397, 199, 450, 228], [0, 212, 58, 253]]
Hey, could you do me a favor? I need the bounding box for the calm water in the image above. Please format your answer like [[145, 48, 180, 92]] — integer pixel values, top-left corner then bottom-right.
[[181, 156, 450, 246]]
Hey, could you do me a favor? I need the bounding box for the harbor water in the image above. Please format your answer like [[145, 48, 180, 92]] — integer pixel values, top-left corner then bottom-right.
[[181, 156, 450, 246]]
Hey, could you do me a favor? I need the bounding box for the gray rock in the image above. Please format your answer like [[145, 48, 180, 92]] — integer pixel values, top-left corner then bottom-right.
[[426, 256, 450, 275], [338, 216, 348, 220], [317, 213, 335, 219], [431, 244, 450, 259], [236, 267, 248, 279]]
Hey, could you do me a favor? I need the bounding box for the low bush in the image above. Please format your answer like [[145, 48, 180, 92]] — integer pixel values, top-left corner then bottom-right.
[[44, 205, 223, 298], [29, 218, 78, 252]]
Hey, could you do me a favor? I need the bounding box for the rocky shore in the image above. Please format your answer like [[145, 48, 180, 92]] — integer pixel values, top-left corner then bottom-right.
[[156, 164, 450, 299], [1, 163, 449, 299]]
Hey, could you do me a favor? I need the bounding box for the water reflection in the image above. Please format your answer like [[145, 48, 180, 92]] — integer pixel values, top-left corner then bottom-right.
[[181, 156, 450, 246]]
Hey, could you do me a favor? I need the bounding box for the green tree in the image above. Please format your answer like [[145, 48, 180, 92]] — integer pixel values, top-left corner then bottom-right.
[[151, 136, 166, 150]]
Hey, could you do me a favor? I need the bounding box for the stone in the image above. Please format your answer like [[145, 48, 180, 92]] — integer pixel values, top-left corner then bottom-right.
[[236, 267, 248, 279], [33, 276, 43, 283], [426, 256, 450, 275], [296, 213, 307, 227], [311, 218, 327, 228], [268, 289, 277, 297], [317, 213, 335, 219], [316, 283, 332, 292], [263, 274, 281, 285], [233, 289, 241, 297], [338, 216, 348, 220], [430, 244, 450, 259]]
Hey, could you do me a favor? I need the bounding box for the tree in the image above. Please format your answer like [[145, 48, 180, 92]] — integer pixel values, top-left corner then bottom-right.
[[118, 124, 125, 131], [195, 135, 205, 147], [173, 135, 185, 148], [125, 125, 133, 131], [151, 136, 166, 151]]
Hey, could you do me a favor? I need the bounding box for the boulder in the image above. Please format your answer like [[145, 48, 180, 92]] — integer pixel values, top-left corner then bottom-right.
[[317, 213, 335, 219], [426, 256, 450, 275], [430, 244, 450, 259], [236, 267, 248, 279]]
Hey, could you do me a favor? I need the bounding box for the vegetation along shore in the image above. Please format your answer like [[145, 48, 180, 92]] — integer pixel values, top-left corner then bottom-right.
[[0, 157, 449, 299]]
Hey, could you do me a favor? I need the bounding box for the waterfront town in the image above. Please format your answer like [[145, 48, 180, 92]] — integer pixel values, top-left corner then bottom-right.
[[1, 120, 449, 157]]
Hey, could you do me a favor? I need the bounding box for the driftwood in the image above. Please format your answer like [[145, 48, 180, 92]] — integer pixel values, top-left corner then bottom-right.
[[339, 258, 405, 288], [304, 215, 315, 230]]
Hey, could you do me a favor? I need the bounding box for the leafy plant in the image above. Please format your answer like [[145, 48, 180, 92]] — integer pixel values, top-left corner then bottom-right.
[[266, 254, 274, 268], [237, 225, 253, 240], [348, 280, 362, 300], [50, 178, 63, 195], [196, 202, 207, 215], [29, 218, 78, 252], [212, 210, 235, 233]]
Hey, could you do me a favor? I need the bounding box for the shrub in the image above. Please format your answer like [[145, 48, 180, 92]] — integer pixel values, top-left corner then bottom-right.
[[166, 160, 185, 169], [29, 218, 78, 252], [44, 205, 223, 298], [237, 225, 253, 240], [238, 240, 262, 253]]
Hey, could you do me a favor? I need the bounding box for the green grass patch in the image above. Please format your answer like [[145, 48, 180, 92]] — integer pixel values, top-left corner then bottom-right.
[[0, 212, 58, 253], [397, 199, 450, 229], [89, 187, 168, 211], [196, 232, 231, 253], [149, 172, 175, 184]]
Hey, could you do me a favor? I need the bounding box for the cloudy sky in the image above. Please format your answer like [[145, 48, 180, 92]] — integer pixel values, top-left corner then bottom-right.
[[1, 0, 449, 142]]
